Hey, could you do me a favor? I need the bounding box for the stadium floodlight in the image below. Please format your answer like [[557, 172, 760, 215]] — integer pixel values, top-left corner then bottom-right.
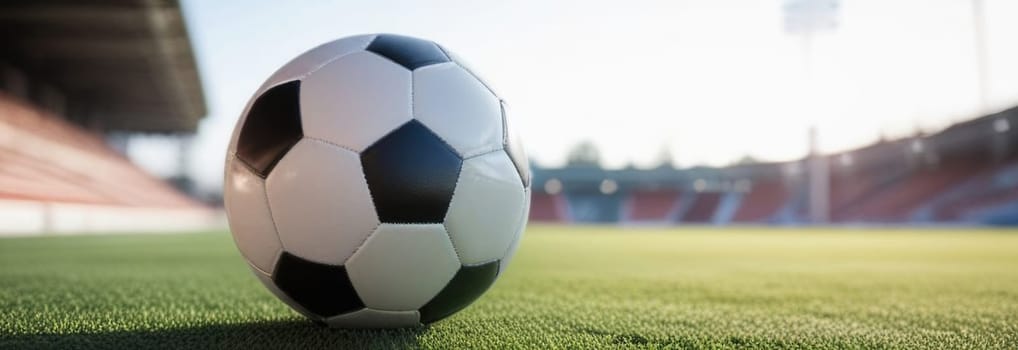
[[839, 153, 854, 167], [911, 140, 925, 153], [599, 179, 618, 195], [544, 178, 563, 194], [223, 34, 531, 328], [693, 179, 707, 192], [994, 118, 1010, 133]]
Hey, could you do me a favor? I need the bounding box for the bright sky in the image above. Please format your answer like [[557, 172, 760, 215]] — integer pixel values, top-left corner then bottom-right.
[[130, 0, 1018, 193]]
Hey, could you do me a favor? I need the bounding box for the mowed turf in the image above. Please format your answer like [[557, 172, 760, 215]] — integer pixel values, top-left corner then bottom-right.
[[2, 226, 1017, 349]]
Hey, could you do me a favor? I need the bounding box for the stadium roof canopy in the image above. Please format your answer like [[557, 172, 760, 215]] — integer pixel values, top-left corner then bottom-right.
[[0, 0, 206, 133]]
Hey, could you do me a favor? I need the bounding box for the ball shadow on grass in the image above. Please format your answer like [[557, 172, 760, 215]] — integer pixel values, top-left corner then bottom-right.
[[2, 319, 431, 350]]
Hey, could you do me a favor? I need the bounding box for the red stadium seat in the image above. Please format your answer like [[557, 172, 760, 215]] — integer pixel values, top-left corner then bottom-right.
[[529, 192, 567, 222], [0, 93, 203, 209], [931, 160, 1018, 220], [732, 180, 788, 222], [625, 189, 682, 222], [840, 160, 991, 222], [680, 192, 721, 223]]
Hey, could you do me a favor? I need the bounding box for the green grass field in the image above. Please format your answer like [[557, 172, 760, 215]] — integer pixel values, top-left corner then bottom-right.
[[2, 226, 1017, 349]]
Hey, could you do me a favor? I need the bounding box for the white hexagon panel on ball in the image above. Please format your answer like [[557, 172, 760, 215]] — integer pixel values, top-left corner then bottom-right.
[[265, 139, 379, 266], [300, 51, 413, 153], [345, 224, 460, 311], [445, 151, 528, 266], [413, 62, 504, 158], [223, 156, 282, 274]]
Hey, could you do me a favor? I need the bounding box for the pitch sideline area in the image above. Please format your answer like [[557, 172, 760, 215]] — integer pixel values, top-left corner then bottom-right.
[[1, 226, 1016, 349]]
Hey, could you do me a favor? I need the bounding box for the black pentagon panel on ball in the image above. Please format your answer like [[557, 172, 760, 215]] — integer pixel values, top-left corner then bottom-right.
[[361, 120, 462, 223], [419, 261, 499, 324], [501, 103, 531, 188], [366, 34, 450, 70], [235, 81, 304, 178], [272, 251, 364, 318]]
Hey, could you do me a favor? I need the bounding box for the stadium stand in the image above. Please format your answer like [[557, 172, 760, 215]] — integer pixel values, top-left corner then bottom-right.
[[928, 159, 1018, 221], [0, 1, 215, 234], [530, 105, 1018, 226], [731, 180, 787, 222], [679, 192, 721, 223], [566, 193, 624, 223], [529, 192, 567, 222], [624, 189, 682, 222], [839, 160, 990, 222], [0, 94, 197, 207], [828, 174, 881, 221], [0, 94, 214, 234], [711, 192, 742, 224]]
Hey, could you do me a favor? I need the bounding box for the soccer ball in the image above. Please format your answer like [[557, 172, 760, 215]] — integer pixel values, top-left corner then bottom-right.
[[223, 34, 531, 328]]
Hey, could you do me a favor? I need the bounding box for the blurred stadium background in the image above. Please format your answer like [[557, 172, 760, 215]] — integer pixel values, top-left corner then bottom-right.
[[530, 109, 1018, 225], [0, 0, 217, 234], [1, 0, 1016, 235], [3, 1, 1018, 348]]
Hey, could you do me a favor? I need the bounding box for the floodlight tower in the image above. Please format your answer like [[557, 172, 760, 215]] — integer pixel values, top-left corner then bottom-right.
[[969, 0, 1007, 162], [783, 0, 838, 224], [971, 0, 989, 115]]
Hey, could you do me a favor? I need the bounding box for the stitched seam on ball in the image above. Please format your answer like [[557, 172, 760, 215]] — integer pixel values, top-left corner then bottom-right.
[[343, 152, 382, 266], [410, 55, 416, 121], [344, 221, 382, 266], [499, 190, 529, 263], [441, 164, 466, 265], [464, 258, 499, 267], [303, 137, 360, 155], [247, 255, 273, 276], [453, 61, 499, 99], [261, 182, 287, 251], [226, 151, 286, 259], [415, 73, 505, 160], [434, 43, 453, 63], [415, 120, 465, 159], [441, 220, 462, 265], [405, 44, 417, 145], [232, 153, 265, 179], [411, 63, 503, 162], [303, 51, 355, 79], [299, 36, 376, 81], [364, 47, 422, 74], [409, 64, 470, 159], [435, 43, 497, 98], [463, 146, 505, 161]]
